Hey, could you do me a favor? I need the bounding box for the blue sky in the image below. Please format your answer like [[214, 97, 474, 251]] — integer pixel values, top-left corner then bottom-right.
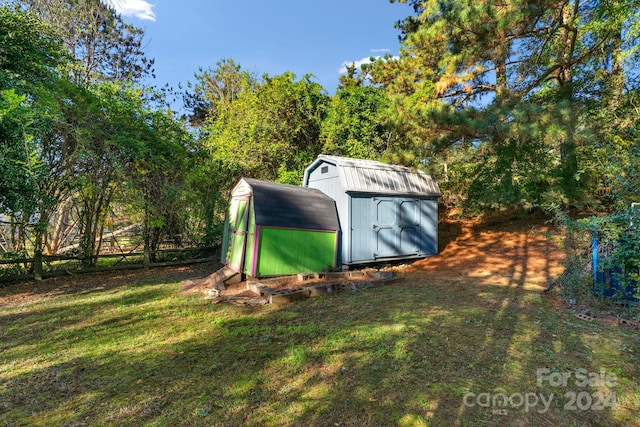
[[105, 0, 413, 94]]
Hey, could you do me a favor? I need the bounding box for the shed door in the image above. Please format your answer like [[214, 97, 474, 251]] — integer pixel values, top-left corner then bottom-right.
[[374, 198, 397, 258], [399, 200, 421, 254], [227, 196, 250, 272], [374, 198, 421, 258]]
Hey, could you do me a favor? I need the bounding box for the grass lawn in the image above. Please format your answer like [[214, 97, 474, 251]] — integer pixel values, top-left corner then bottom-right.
[[1, 222, 639, 426]]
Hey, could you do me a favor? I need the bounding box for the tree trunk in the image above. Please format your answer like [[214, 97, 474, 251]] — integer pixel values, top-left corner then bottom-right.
[[33, 216, 49, 281], [557, 0, 580, 203], [607, 2, 625, 116], [49, 198, 70, 254]]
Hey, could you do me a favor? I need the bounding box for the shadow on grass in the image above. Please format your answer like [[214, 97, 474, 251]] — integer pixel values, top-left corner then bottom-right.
[[0, 235, 638, 426]]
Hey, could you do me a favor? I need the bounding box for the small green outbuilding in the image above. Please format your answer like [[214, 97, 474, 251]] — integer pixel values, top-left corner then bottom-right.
[[221, 178, 341, 278]]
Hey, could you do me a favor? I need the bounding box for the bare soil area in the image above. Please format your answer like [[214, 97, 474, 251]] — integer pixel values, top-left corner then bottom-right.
[[409, 210, 565, 289]]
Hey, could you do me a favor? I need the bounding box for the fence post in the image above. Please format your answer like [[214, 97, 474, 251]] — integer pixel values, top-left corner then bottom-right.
[[143, 245, 150, 270], [34, 250, 43, 281]]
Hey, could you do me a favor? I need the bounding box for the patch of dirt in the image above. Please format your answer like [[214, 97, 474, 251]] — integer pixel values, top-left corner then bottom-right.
[[405, 209, 566, 289], [218, 284, 257, 298]]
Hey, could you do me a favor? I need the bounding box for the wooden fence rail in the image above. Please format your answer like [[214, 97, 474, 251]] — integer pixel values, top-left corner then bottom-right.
[[0, 246, 220, 283]]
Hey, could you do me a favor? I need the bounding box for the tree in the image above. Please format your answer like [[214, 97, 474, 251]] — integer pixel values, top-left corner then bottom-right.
[[130, 108, 194, 260], [374, 0, 640, 210], [15, 0, 153, 84], [182, 61, 255, 244], [185, 58, 256, 128], [321, 66, 399, 160], [201, 68, 329, 184], [0, 4, 66, 254], [2, 2, 207, 272], [7, 0, 168, 265], [60, 82, 194, 265]]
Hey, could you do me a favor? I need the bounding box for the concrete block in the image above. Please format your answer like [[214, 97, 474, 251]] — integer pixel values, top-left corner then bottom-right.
[[348, 271, 366, 278], [260, 287, 277, 297], [246, 281, 263, 293], [371, 271, 395, 279], [269, 292, 291, 306], [289, 289, 311, 301]]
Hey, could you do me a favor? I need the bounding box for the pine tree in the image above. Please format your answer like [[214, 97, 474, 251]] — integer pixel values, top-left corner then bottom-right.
[[375, 0, 640, 210]]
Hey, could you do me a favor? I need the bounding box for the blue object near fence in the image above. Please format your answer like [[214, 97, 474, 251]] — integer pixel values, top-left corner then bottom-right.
[[591, 233, 639, 302]]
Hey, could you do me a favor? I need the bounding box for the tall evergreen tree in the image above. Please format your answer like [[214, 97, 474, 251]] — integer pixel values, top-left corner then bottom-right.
[[375, 0, 640, 210]]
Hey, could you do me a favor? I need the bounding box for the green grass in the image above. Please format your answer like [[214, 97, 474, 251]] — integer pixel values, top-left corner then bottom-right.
[[1, 273, 639, 426]]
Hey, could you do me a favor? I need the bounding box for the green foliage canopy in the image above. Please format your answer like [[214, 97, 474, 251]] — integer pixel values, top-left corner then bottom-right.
[[321, 66, 398, 160], [373, 0, 640, 211], [198, 67, 329, 184], [0, 4, 65, 215]]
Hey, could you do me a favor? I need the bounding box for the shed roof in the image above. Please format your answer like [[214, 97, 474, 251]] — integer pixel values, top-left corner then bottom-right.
[[235, 178, 340, 231], [305, 155, 442, 196]]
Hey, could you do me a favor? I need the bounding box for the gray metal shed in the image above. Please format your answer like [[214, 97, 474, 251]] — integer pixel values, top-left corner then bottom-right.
[[303, 155, 441, 266]]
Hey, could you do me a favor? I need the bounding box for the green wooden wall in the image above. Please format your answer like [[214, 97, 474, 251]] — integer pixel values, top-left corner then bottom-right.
[[254, 227, 337, 276]]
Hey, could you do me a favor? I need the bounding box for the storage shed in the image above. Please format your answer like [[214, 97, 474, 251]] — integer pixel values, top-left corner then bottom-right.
[[221, 178, 340, 277], [303, 155, 441, 266]]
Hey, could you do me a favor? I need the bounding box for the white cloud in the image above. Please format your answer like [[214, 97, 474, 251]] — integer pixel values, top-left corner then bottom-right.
[[102, 0, 156, 21], [339, 54, 398, 74], [339, 57, 375, 74]]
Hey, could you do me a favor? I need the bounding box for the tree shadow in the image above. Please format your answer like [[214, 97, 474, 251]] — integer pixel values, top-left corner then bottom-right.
[[437, 213, 464, 253], [0, 228, 637, 426]]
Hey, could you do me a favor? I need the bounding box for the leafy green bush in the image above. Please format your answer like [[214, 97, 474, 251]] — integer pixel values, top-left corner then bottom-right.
[[0, 251, 28, 277], [557, 207, 640, 304]]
